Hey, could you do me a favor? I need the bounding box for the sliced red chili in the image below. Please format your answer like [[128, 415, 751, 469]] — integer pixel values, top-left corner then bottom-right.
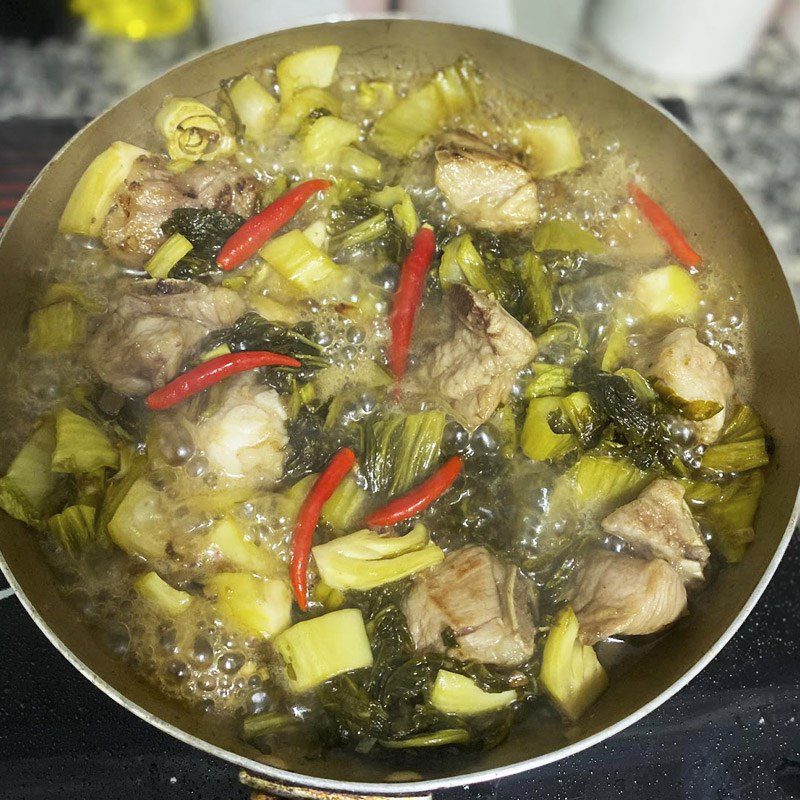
[[216, 178, 332, 271], [388, 225, 436, 382], [145, 351, 300, 410], [628, 182, 701, 269], [365, 455, 463, 527], [290, 447, 357, 610]]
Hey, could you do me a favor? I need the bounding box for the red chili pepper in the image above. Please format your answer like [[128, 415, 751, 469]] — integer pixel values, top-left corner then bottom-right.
[[145, 351, 301, 410], [290, 448, 357, 610], [216, 179, 332, 271], [365, 455, 463, 528], [388, 225, 436, 382], [628, 182, 701, 269]]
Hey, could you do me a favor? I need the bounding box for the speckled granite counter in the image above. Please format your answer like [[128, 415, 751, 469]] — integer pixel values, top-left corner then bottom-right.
[[0, 26, 798, 299]]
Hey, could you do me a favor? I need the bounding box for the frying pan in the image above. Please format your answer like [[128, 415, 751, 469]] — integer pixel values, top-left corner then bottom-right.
[[0, 18, 798, 800]]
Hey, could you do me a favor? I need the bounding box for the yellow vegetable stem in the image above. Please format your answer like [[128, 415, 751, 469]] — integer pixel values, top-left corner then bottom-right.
[[155, 97, 235, 162]]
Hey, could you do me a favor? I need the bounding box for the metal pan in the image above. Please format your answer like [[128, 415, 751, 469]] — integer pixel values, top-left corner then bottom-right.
[[0, 18, 798, 799]]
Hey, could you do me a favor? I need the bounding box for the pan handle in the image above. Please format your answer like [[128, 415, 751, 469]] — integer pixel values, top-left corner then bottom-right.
[[239, 771, 434, 800]]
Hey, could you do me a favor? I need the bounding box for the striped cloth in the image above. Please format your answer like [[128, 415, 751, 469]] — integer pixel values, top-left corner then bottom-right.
[[0, 118, 83, 229]]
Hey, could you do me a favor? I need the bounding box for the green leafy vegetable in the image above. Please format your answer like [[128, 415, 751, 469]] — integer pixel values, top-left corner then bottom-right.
[[533, 220, 604, 255], [361, 410, 446, 495], [144, 232, 193, 279], [312, 524, 445, 591], [51, 408, 118, 474], [47, 504, 98, 556], [161, 207, 245, 279], [0, 420, 58, 527], [519, 252, 555, 328], [540, 606, 607, 720], [28, 300, 87, 354], [134, 571, 194, 616], [521, 396, 577, 462], [260, 229, 340, 296], [525, 363, 574, 399], [701, 404, 769, 474]]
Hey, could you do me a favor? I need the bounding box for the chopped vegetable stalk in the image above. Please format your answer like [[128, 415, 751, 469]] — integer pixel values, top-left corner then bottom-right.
[[391, 194, 419, 237], [51, 408, 118, 474], [338, 146, 382, 183], [205, 573, 292, 638], [554, 454, 649, 514], [369, 57, 481, 157], [600, 317, 629, 372], [357, 80, 397, 110], [144, 232, 193, 279], [541, 606, 608, 720], [154, 97, 234, 162], [200, 343, 231, 362], [28, 300, 87, 353], [633, 264, 700, 320], [525, 364, 573, 399], [312, 523, 444, 591], [629, 183, 701, 269], [276, 87, 342, 135], [521, 397, 577, 462], [330, 212, 388, 252], [490, 405, 518, 459], [301, 116, 360, 168], [320, 473, 367, 532], [200, 516, 282, 576], [439, 235, 492, 292], [260, 229, 340, 296], [561, 391, 601, 442], [370, 185, 408, 209], [379, 729, 470, 749], [362, 410, 447, 495], [533, 220, 604, 254], [274, 608, 373, 692], [0, 420, 58, 527], [276, 45, 341, 101], [516, 116, 583, 178], [314, 580, 346, 611], [430, 670, 517, 716], [242, 711, 302, 742], [107, 477, 167, 559], [701, 439, 769, 474], [46, 504, 96, 556], [58, 141, 148, 236], [520, 252, 555, 328], [614, 368, 657, 403], [652, 379, 723, 422], [302, 219, 328, 250], [685, 472, 763, 562], [134, 571, 193, 617], [226, 74, 278, 142], [718, 405, 764, 442]]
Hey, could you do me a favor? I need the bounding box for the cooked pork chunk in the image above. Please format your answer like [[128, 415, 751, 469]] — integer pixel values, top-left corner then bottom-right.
[[647, 327, 734, 444], [403, 545, 537, 666], [191, 376, 288, 485], [405, 284, 537, 427], [101, 156, 261, 265], [86, 280, 245, 396], [601, 479, 710, 584], [570, 551, 687, 645], [434, 131, 540, 232]]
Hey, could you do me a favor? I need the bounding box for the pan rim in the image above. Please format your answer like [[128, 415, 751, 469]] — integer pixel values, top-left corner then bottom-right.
[[0, 15, 798, 795]]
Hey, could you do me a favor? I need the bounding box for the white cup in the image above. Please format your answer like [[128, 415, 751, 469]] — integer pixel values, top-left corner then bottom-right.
[[590, 0, 779, 84]]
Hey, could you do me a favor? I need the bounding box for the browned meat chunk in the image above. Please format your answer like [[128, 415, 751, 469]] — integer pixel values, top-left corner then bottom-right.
[[434, 131, 540, 232], [175, 159, 262, 218], [86, 279, 245, 396], [647, 327, 734, 444], [601, 479, 710, 584], [569, 551, 687, 645], [403, 545, 537, 666], [405, 284, 537, 427], [101, 156, 261, 265]]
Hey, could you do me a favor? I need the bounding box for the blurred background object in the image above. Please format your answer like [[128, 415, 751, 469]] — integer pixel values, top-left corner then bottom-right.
[[0, 0, 798, 295]]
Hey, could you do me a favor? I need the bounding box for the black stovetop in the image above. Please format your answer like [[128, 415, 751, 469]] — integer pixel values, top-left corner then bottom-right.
[[0, 117, 799, 800]]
